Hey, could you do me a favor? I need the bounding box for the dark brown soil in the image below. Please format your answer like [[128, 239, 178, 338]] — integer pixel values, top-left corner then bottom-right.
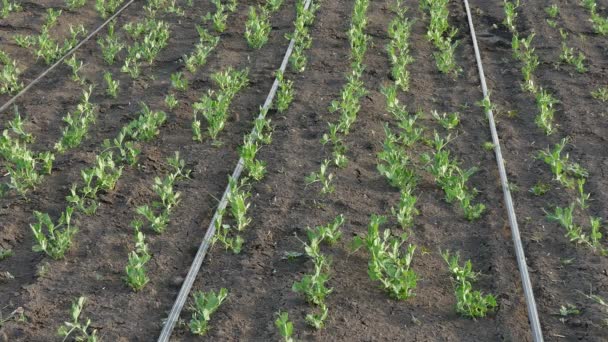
[[0, 0, 607, 341]]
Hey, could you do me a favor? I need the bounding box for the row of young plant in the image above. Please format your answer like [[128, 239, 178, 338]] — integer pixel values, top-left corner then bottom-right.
[[420, 0, 461, 76], [543, 4, 607, 103], [210, 0, 321, 255], [503, 1, 606, 255], [367, 2, 494, 319], [305, 0, 370, 194]]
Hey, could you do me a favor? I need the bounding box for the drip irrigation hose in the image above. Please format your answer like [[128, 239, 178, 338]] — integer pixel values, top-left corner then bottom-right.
[[0, 0, 137, 114], [461, 0, 543, 341], [156, 0, 313, 340]]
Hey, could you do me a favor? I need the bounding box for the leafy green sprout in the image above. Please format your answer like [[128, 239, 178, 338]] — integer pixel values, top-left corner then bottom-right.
[[442, 250, 497, 318], [591, 86, 608, 102], [30, 207, 78, 260], [165, 93, 178, 110], [245, 6, 271, 49], [57, 296, 98, 342], [189, 288, 229, 335], [275, 311, 294, 342], [104, 71, 119, 98]]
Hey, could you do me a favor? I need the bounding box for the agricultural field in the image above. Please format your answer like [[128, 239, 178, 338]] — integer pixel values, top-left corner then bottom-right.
[[0, 0, 607, 341]]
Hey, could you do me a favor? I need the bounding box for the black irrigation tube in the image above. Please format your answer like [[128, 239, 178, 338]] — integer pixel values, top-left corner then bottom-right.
[[462, 0, 543, 341], [156, 0, 313, 339], [0, 0, 136, 114]]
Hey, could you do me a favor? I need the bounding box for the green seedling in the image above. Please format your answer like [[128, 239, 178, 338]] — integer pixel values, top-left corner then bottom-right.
[[193, 67, 249, 141], [581, 0, 608, 36], [227, 177, 252, 232], [421, 0, 461, 75], [245, 6, 271, 49], [306, 159, 334, 194], [66, 0, 87, 10], [189, 288, 229, 335], [276, 70, 294, 113], [104, 71, 119, 98], [186, 27, 219, 73], [545, 4, 559, 18], [239, 135, 266, 181], [432, 110, 460, 130], [55, 87, 97, 153], [266, 0, 284, 12], [591, 86, 608, 102], [96, 0, 123, 19], [165, 93, 178, 110], [559, 31, 587, 73], [352, 215, 418, 300], [213, 207, 244, 254], [30, 207, 78, 260], [57, 297, 98, 342], [275, 311, 294, 342], [0, 51, 23, 95], [442, 250, 497, 318], [97, 22, 124, 65], [503, 0, 519, 33], [0, 248, 13, 261], [171, 71, 188, 91], [286, 0, 319, 72], [538, 138, 587, 188], [124, 223, 151, 291], [529, 182, 550, 196], [387, 9, 414, 92], [122, 18, 170, 77], [0, 0, 22, 19]]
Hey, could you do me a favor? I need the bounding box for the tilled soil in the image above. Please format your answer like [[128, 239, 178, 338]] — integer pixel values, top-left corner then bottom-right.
[[0, 0, 607, 341]]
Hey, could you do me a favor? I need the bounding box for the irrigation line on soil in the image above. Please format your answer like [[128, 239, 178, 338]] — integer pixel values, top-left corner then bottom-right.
[[0, 0, 136, 114], [462, 0, 543, 340], [157, 0, 313, 340]]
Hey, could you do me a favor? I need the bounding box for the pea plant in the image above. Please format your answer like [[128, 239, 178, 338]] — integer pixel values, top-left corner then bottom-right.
[[422, 132, 486, 220], [293, 216, 343, 329], [135, 153, 189, 234], [57, 297, 98, 342], [0, 0, 22, 19], [240, 134, 266, 181], [185, 27, 219, 73], [581, 0, 608, 36], [287, 0, 320, 72], [546, 204, 604, 254], [66, 0, 87, 10], [189, 288, 229, 335], [305, 159, 335, 194], [227, 177, 252, 232], [192, 67, 249, 142], [64, 54, 86, 84], [55, 87, 97, 153], [96, 0, 124, 19], [104, 71, 119, 98], [30, 207, 78, 260], [0, 115, 54, 196], [420, 0, 461, 76], [386, 1, 414, 92], [97, 22, 124, 65], [122, 18, 170, 78], [559, 29, 586, 73], [275, 70, 294, 113], [204, 0, 237, 33], [352, 215, 418, 300], [124, 221, 151, 291], [442, 250, 497, 318], [0, 50, 23, 95], [245, 6, 271, 49], [26, 24, 87, 65], [275, 311, 294, 342], [591, 86, 608, 102], [170, 71, 188, 91], [537, 138, 588, 189], [502, 0, 519, 33]]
